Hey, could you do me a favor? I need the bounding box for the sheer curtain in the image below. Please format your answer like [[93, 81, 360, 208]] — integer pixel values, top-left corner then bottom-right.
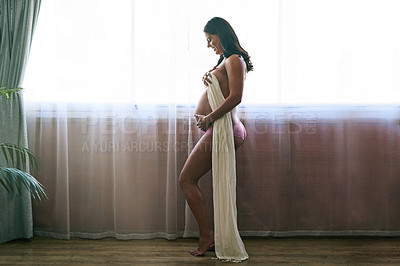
[[24, 0, 193, 239], [23, 0, 400, 240]]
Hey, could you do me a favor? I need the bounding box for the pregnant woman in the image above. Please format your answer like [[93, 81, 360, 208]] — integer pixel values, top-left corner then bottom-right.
[[178, 17, 253, 262]]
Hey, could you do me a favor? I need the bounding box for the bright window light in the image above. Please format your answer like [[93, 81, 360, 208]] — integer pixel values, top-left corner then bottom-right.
[[23, 0, 400, 105]]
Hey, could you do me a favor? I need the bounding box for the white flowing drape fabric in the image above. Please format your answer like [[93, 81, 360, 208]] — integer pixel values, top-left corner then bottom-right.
[[22, 0, 400, 243], [207, 74, 248, 262]]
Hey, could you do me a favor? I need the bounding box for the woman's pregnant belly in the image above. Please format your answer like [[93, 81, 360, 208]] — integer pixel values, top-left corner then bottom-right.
[[194, 88, 240, 127], [194, 90, 212, 116]]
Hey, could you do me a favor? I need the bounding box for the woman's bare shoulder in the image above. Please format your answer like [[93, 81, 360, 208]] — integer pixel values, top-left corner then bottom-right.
[[225, 54, 246, 73]]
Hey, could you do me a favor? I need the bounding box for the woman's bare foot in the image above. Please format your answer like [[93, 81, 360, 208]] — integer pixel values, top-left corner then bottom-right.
[[190, 231, 214, 257]]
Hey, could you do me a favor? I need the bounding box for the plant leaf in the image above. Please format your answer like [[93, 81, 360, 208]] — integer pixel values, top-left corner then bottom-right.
[[0, 145, 10, 165], [0, 175, 11, 193], [0, 167, 47, 200], [0, 143, 43, 171]]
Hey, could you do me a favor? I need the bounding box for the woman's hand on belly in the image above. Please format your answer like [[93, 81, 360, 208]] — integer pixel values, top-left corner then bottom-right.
[[194, 114, 213, 131]]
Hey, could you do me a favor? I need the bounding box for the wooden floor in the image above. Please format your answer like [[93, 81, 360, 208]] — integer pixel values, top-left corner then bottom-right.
[[1, 236, 400, 265]]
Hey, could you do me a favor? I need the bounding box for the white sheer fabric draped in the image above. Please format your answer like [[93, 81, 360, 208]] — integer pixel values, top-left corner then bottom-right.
[[26, 103, 192, 239], [23, 0, 400, 240]]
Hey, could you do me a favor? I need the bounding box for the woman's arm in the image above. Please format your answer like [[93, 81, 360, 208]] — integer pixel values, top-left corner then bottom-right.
[[196, 55, 246, 131]]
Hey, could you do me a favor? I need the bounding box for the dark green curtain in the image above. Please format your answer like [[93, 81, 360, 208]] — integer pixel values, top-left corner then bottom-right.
[[0, 0, 41, 244]]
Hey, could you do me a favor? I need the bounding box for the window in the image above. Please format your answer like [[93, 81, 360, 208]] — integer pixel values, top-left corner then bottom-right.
[[23, 0, 400, 105]]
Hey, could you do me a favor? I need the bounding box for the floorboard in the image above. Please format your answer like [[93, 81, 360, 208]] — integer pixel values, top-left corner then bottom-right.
[[1, 236, 400, 265]]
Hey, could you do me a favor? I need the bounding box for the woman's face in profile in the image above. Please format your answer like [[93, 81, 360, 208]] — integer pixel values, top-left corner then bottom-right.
[[205, 33, 223, 55]]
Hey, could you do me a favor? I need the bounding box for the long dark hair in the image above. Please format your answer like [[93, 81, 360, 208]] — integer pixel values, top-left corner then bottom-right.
[[204, 17, 253, 72]]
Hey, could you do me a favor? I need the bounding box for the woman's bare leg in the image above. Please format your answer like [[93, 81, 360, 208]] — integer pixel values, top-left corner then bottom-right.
[[179, 134, 214, 255], [179, 133, 245, 255]]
